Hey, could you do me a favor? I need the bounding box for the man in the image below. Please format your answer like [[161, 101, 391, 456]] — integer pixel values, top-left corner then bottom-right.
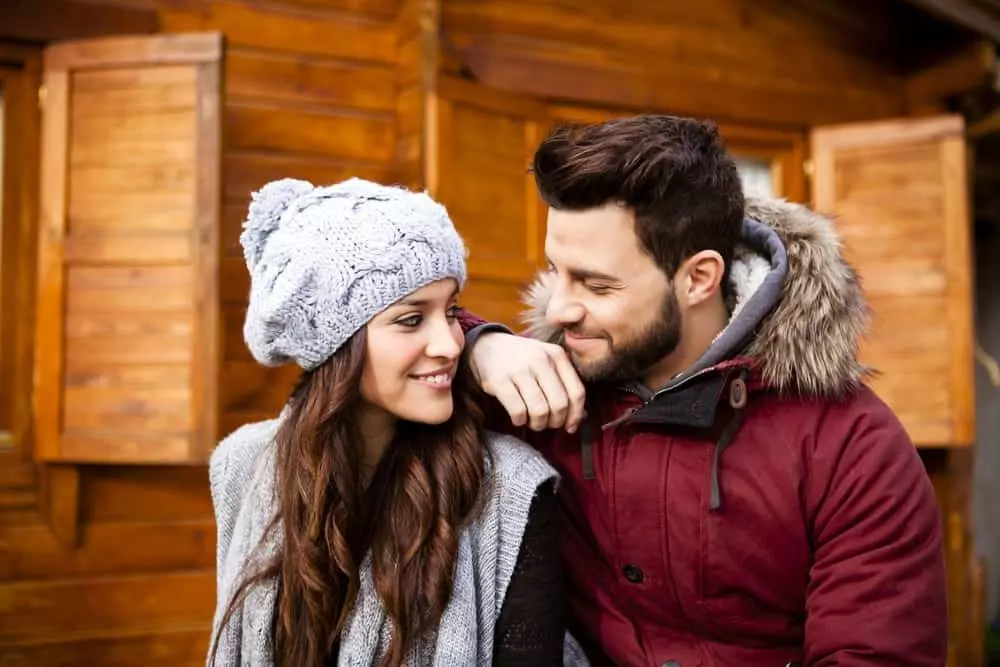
[[459, 115, 947, 666]]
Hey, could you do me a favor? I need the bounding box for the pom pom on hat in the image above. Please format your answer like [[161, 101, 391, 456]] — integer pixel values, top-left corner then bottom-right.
[[240, 178, 314, 271]]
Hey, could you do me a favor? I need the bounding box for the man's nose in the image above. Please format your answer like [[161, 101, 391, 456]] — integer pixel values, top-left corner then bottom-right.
[[546, 281, 585, 328]]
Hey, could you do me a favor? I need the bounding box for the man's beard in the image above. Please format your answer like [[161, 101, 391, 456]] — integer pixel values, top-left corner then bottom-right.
[[562, 290, 682, 384]]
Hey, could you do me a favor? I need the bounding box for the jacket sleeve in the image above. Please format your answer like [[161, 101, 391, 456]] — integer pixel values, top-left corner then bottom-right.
[[804, 395, 947, 666], [458, 308, 513, 349]]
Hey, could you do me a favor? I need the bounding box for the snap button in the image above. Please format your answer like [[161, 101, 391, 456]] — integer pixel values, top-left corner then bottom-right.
[[729, 375, 747, 409], [661, 661, 681, 667], [622, 563, 644, 583]]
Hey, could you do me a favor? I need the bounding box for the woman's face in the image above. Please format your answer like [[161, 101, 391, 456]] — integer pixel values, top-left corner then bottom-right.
[[361, 279, 465, 425]]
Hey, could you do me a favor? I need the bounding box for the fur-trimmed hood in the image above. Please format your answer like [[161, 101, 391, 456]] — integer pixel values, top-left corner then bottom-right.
[[520, 197, 871, 398]]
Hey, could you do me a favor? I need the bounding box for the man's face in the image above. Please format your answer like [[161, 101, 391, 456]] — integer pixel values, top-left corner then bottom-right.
[[544, 203, 681, 383]]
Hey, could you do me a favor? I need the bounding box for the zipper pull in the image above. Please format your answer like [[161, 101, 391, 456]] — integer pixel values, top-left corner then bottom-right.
[[602, 405, 641, 431]]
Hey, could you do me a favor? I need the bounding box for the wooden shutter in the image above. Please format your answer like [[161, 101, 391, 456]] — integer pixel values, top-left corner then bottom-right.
[[429, 77, 550, 328], [34, 33, 223, 464], [811, 115, 975, 447]]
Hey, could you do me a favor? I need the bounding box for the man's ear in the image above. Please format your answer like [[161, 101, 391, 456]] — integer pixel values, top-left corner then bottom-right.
[[677, 250, 725, 307]]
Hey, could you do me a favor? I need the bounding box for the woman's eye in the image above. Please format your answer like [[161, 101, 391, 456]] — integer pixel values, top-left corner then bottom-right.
[[397, 315, 422, 328], [446, 305, 462, 319]]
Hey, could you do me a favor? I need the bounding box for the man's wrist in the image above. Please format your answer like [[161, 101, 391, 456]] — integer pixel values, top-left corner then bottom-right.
[[464, 323, 513, 351]]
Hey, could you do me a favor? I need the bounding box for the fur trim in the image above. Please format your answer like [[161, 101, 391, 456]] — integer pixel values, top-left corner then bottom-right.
[[519, 197, 871, 398]]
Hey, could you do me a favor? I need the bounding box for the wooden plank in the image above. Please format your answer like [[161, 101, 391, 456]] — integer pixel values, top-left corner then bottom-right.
[[65, 309, 193, 365], [444, 2, 899, 89], [0, 0, 158, 43], [45, 33, 221, 71], [0, 459, 38, 515], [71, 66, 199, 113], [160, 0, 396, 63], [435, 93, 543, 274], [0, 48, 41, 466], [63, 385, 192, 433], [0, 626, 209, 667], [81, 465, 211, 523], [58, 433, 193, 464], [456, 39, 904, 126], [190, 59, 222, 461], [0, 519, 214, 581], [65, 266, 194, 313], [64, 232, 192, 264], [224, 151, 395, 202], [940, 134, 975, 446], [269, 0, 401, 20], [811, 115, 964, 151], [222, 153, 396, 254], [225, 102, 396, 162], [225, 47, 396, 111], [0, 570, 214, 644], [63, 362, 191, 390], [34, 67, 69, 461], [40, 466, 79, 549]]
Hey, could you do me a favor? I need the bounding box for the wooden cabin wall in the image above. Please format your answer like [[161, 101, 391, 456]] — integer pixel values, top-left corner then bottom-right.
[[0, 2, 404, 665], [440, 0, 916, 127], [0, 1, 986, 665]]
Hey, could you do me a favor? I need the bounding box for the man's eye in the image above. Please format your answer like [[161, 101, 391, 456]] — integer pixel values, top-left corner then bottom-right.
[[397, 315, 422, 328], [586, 284, 611, 294]]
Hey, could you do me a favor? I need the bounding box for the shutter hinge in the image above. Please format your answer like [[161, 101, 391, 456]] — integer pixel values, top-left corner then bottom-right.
[[803, 158, 815, 179], [37, 84, 47, 109]]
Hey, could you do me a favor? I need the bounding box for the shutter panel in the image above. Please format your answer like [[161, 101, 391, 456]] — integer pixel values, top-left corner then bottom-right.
[[35, 33, 223, 463]]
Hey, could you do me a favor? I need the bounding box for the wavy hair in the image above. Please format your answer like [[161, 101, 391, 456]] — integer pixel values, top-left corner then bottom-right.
[[210, 328, 487, 666]]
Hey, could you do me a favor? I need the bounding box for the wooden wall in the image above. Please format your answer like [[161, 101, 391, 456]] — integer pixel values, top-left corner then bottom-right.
[[441, 0, 925, 127], [1, 1, 405, 664], [0, 0, 987, 665]]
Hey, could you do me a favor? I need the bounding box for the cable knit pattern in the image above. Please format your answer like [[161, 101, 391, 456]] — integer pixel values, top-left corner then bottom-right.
[[240, 178, 468, 370], [207, 422, 586, 667]]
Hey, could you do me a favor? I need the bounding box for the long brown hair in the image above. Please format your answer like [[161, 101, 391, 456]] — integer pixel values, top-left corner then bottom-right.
[[210, 329, 487, 667]]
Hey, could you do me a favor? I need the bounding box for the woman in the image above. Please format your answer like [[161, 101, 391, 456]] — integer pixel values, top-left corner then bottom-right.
[[207, 178, 569, 666]]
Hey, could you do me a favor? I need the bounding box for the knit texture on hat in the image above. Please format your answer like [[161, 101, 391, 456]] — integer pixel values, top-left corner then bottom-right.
[[240, 178, 468, 370]]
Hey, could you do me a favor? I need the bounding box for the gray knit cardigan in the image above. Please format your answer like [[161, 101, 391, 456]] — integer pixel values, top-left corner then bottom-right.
[[207, 418, 587, 667]]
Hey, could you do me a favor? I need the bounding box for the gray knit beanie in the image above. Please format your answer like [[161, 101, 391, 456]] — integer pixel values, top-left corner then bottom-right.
[[240, 177, 468, 370]]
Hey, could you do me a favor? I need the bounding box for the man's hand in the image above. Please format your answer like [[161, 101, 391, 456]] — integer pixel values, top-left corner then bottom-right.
[[469, 332, 586, 433]]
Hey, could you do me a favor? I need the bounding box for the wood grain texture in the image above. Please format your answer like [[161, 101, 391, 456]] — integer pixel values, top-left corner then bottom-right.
[[811, 115, 975, 448], [441, 0, 912, 126], [2, 1, 987, 665], [7, 2, 404, 657], [34, 34, 221, 465]]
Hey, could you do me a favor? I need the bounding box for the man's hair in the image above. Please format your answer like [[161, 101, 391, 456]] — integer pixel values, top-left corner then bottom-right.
[[531, 114, 745, 286]]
